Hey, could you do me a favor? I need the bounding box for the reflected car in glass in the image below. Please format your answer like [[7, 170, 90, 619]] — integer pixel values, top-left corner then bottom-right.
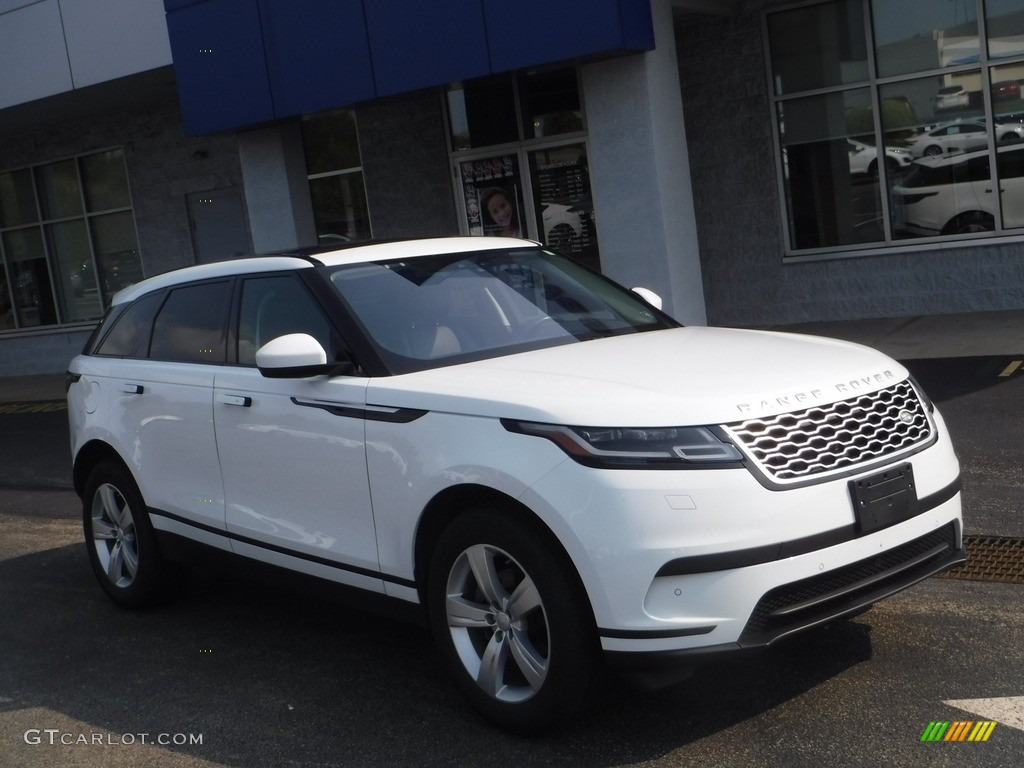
[[906, 120, 991, 158], [847, 139, 913, 177], [992, 80, 1022, 102], [905, 119, 1024, 158], [892, 144, 1024, 236], [933, 85, 970, 112], [67, 238, 965, 733]]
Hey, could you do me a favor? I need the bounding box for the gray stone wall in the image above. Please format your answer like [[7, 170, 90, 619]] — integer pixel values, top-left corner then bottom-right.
[[123, 99, 245, 276], [675, 1, 1024, 327], [356, 90, 457, 238]]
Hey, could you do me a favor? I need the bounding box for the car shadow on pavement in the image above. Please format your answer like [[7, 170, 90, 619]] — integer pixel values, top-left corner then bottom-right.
[[901, 355, 1024, 403], [1, 540, 877, 767]]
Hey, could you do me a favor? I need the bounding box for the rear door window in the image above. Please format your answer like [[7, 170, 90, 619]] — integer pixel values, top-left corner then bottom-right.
[[150, 281, 231, 363]]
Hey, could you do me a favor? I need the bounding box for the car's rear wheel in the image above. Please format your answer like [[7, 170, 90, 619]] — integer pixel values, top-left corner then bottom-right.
[[427, 508, 601, 733], [944, 211, 994, 235], [83, 461, 187, 608]]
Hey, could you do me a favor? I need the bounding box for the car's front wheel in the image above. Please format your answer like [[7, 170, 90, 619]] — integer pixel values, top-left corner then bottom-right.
[[427, 508, 601, 733], [944, 211, 994, 235], [83, 461, 187, 608]]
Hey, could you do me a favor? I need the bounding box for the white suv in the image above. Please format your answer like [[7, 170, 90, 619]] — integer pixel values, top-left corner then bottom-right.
[[67, 237, 964, 733], [892, 143, 1024, 236]]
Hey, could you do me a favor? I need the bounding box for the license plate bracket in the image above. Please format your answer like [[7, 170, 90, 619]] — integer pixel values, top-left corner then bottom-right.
[[849, 463, 919, 535]]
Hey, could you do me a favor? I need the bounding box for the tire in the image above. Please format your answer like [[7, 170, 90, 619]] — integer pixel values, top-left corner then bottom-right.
[[82, 461, 187, 609], [922, 145, 943, 157], [943, 211, 994, 235], [427, 508, 601, 734]]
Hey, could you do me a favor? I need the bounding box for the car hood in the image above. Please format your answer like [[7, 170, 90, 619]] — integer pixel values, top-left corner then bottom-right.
[[366, 327, 909, 426]]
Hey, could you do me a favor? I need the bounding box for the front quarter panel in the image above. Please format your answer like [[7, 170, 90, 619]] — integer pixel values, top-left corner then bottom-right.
[[366, 410, 568, 592]]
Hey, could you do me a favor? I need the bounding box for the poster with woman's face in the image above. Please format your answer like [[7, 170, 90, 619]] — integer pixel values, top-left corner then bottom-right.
[[460, 155, 525, 238]]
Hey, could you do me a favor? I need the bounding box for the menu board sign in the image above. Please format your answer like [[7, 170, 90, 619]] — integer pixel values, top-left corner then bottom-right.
[[529, 144, 600, 271]]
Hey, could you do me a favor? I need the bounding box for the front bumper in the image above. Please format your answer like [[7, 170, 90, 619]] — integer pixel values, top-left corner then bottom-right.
[[515, 416, 964, 658], [605, 515, 963, 683]]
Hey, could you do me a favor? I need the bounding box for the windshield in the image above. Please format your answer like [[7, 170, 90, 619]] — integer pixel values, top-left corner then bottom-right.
[[327, 247, 678, 373]]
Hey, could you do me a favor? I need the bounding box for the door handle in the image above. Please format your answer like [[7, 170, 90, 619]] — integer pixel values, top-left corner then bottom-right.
[[121, 383, 144, 394], [218, 394, 252, 407]]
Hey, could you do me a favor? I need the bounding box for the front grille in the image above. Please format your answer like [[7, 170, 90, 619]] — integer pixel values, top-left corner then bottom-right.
[[723, 379, 932, 483], [739, 523, 961, 647]]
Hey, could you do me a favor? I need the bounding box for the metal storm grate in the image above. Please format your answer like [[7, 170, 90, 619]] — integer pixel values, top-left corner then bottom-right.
[[937, 536, 1024, 584], [723, 379, 933, 483]]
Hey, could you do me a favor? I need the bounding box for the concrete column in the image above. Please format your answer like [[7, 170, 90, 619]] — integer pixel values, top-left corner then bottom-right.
[[237, 122, 317, 253], [581, 0, 707, 324]]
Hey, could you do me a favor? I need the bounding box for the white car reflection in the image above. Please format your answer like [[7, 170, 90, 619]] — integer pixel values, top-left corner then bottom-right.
[[847, 140, 913, 176], [891, 144, 1024, 236], [906, 120, 1024, 158]]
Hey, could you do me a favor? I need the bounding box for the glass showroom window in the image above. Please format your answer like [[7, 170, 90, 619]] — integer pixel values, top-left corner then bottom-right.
[[301, 110, 371, 245], [766, 0, 1024, 256], [0, 149, 142, 331], [447, 67, 601, 273]]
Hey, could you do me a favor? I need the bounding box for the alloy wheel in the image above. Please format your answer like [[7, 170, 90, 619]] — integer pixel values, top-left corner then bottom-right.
[[90, 483, 140, 589], [444, 543, 550, 703]]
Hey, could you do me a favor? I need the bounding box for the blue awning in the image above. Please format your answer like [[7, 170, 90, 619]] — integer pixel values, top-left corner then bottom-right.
[[164, 0, 655, 135]]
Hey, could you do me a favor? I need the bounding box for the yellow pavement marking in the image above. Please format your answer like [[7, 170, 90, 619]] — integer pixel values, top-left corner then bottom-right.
[[998, 360, 1022, 378], [0, 401, 67, 414]]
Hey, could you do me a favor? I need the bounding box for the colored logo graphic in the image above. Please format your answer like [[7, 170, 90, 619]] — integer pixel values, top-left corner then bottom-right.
[[921, 721, 998, 742]]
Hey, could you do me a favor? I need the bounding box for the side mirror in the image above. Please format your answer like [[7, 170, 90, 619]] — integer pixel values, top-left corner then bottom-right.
[[631, 287, 663, 311], [256, 333, 354, 378]]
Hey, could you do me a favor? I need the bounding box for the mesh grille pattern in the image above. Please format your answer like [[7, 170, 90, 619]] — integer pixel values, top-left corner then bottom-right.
[[724, 380, 932, 483]]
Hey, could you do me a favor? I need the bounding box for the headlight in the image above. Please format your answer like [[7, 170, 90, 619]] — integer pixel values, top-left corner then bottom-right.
[[502, 420, 744, 469]]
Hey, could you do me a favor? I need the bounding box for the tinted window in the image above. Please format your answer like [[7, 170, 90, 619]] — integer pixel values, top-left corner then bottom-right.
[[150, 281, 230, 363], [998, 146, 1024, 180], [93, 292, 164, 358], [237, 275, 337, 365]]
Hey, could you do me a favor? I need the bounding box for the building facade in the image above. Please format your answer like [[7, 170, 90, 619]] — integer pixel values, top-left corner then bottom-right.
[[1, 0, 1022, 375]]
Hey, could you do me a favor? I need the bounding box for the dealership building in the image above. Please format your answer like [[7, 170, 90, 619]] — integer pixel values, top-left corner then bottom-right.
[[1, 0, 1022, 375]]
